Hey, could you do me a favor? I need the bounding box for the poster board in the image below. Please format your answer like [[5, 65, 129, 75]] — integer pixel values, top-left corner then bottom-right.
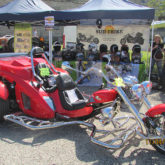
[[77, 25, 150, 51], [45, 16, 54, 30], [14, 23, 32, 53]]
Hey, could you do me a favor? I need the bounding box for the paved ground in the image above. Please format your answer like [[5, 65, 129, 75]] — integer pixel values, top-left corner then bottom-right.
[[0, 88, 165, 165]]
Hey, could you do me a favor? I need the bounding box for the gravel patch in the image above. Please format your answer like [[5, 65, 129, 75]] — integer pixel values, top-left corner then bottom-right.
[[0, 88, 165, 165]]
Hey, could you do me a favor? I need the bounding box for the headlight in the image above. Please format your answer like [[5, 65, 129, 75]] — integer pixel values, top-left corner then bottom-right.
[[101, 107, 114, 119], [141, 81, 152, 95], [131, 84, 143, 100]]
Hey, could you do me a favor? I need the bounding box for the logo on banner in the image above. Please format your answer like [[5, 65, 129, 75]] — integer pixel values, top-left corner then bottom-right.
[[96, 25, 123, 34]]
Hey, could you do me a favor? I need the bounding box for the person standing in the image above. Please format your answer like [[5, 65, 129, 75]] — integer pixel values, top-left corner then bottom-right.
[[150, 34, 164, 82], [33, 28, 38, 37]]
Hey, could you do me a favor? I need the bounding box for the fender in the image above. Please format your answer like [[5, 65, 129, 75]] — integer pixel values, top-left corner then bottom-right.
[[0, 81, 9, 100], [145, 104, 165, 117]]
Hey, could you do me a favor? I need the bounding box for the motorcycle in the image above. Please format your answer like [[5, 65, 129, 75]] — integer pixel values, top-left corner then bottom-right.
[[62, 60, 165, 154], [0, 47, 165, 154], [120, 32, 144, 45], [78, 33, 99, 44]]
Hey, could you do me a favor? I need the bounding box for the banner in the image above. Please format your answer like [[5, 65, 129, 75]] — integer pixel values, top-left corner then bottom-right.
[[77, 25, 150, 51], [14, 23, 32, 53]]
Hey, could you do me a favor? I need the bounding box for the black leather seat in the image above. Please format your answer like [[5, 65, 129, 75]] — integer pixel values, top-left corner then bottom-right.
[[56, 73, 87, 111]]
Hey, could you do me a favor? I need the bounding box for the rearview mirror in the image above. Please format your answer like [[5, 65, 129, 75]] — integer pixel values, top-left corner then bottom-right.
[[61, 61, 72, 70]]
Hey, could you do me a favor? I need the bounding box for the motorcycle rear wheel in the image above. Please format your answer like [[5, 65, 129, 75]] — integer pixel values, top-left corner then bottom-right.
[[0, 98, 10, 122], [145, 115, 165, 154]]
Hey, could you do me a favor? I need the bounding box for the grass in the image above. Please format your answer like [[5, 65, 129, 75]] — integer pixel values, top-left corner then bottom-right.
[[53, 61, 77, 80]]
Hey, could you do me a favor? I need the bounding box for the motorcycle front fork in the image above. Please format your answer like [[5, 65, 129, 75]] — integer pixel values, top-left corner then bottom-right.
[[116, 87, 162, 136]]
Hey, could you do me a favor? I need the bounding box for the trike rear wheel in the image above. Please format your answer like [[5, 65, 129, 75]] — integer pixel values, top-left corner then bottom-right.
[[0, 98, 10, 122]]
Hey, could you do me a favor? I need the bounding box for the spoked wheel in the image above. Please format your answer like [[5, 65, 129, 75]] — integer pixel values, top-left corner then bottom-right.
[[0, 98, 10, 122], [145, 114, 165, 154]]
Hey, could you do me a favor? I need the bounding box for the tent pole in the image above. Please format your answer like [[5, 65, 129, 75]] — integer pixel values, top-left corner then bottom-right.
[[149, 20, 155, 81], [49, 30, 53, 64], [146, 40, 150, 75]]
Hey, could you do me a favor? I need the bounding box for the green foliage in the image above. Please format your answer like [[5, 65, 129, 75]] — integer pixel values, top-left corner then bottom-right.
[[131, 0, 165, 20], [147, 0, 165, 19]]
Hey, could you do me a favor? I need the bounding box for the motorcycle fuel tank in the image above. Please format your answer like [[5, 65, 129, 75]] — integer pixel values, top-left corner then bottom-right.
[[91, 89, 118, 104]]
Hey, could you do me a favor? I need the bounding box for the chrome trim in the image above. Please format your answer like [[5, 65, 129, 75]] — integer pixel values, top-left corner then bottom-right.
[[91, 115, 140, 149], [116, 87, 146, 134], [42, 53, 58, 74], [143, 96, 152, 109], [4, 114, 94, 130], [30, 47, 58, 79]]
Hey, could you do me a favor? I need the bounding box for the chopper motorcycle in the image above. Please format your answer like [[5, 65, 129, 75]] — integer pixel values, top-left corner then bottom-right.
[[0, 47, 165, 154]]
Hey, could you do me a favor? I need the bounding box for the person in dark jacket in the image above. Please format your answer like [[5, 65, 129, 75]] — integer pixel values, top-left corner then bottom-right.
[[150, 34, 164, 81]]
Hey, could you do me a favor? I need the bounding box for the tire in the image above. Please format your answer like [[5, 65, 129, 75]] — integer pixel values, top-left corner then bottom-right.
[[93, 38, 99, 44], [8, 38, 14, 52], [144, 115, 165, 154], [0, 98, 10, 122], [79, 33, 86, 42]]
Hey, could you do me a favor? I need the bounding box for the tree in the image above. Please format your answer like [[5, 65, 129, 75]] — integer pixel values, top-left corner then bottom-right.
[[131, 0, 165, 20], [147, 0, 165, 20]]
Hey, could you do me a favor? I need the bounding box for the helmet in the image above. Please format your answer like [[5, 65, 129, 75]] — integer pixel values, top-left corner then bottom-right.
[[132, 45, 141, 64], [110, 44, 118, 54], [120, 45, 130, 63], [76, 43, 84, 51], [88, 43, 98, 53], [132, 44, 141, 53], [99, 44, 107, 53], [121, 45, 129, 53], [32, 47, 44, 58], [53, 41, 61, 52], [76, 53, 84, 61]]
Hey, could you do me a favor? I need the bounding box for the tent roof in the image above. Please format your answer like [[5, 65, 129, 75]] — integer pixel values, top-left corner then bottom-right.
[[0, 0, 155, 22], [55, 0, 154, 20], [152, 21, 165, 26], [0, 0, 54, 21], [152, 20, 165, 28]]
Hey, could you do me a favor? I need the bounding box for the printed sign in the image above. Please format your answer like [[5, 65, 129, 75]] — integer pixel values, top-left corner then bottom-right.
[[14, 23, 32, 53], [77, 25, 150, 51], [45, 16, 54, 30]]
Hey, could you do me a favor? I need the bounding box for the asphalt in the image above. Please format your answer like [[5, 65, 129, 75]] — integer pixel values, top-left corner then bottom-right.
[[0, 88, 165, 165]]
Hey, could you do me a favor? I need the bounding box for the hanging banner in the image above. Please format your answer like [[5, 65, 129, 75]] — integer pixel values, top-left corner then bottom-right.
[[14, 23, 32, 53], [45, 16, 54, 30], [77, 25, 150, 51]]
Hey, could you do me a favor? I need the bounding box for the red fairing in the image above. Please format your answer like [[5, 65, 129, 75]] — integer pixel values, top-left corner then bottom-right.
[[145, 104, 165, 117], [89, 89, 117, 104], [0, 81, 9, 100], [0, 55, 93, 119], [50, 90, 93, 118]]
